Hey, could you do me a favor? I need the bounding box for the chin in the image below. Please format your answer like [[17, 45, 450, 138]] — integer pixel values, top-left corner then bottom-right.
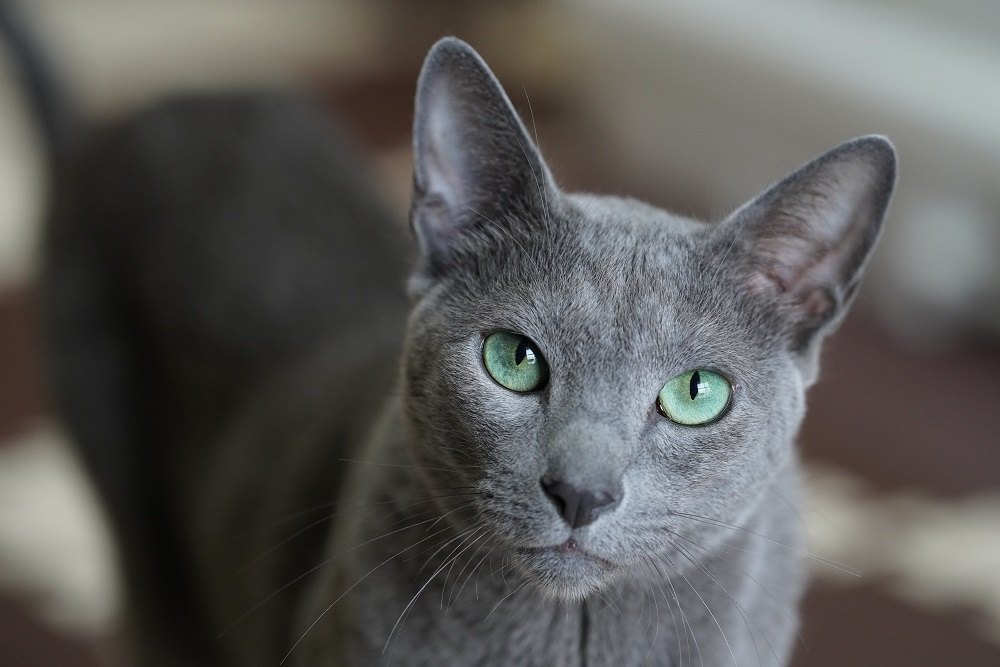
[[513, 540, 621, 601]]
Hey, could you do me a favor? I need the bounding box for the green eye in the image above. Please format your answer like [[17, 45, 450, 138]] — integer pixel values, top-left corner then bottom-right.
[[482, 331, 549, 392], [657, 369, 732, 425]]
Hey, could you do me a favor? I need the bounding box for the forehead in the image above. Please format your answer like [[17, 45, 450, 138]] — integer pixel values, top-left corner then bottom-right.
[[459, 195, 772, 377]]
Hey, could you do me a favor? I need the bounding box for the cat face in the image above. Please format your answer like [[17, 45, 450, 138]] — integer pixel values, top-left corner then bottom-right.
[[401, 38, 895, 600]]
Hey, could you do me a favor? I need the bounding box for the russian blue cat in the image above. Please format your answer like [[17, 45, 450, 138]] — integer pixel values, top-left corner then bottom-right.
[[28, 24, 894, 666]]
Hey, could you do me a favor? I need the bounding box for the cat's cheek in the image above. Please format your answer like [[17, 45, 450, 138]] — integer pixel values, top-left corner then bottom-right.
[[478, 483, 566, 547], [642, 409, 772, 517], [757, 364, 807, 469], [442, 374, 554, 542]]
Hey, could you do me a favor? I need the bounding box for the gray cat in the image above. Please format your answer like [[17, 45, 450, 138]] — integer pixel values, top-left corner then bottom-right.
[[22, 19, 895, 666]]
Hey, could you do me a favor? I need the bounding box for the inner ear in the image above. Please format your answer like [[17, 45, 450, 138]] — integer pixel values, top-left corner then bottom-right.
[[410, 37, 556, 281], [726, 136, 897, 349]]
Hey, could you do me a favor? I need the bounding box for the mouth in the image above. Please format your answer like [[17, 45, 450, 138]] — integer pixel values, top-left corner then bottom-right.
[[513, 539, 619, 600], [519, 538, 616, 567]]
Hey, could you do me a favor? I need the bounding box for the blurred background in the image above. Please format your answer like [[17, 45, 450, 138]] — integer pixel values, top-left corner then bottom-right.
[[1, 0, 998, 664]]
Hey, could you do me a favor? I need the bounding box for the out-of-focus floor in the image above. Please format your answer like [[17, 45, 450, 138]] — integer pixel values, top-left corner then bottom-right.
[[2, 2, 999, 665]]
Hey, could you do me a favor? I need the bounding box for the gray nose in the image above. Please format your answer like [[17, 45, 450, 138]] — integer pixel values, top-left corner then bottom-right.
[[541, 477, 621, 529]]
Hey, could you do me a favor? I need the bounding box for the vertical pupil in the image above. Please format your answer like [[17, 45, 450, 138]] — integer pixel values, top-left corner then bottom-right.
[[689, 371, 701, 400]]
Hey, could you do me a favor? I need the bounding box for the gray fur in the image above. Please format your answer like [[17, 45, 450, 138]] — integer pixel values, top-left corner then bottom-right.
[[39, 34, 895, 666]]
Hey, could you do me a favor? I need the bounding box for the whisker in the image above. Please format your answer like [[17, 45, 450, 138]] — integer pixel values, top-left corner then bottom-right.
[[235, 511, 348, 575], [672, 511, 861, 577], [414, 522, 482, 578], [485, 579, 529, 620], [445, 532, 494, 610], [463, 204, 545, 276], [337, 458, 455, 473], [234, 491, 477, 576], [383, 524, 488, 654], [279, 523, 455, 664], [458, 544, 495, 603], [520, 84, 555, 253], [642, 555, 683, 667], [667, 526, 800, 635], [235, 485, 479, 539], [219, 510, 457, 639], [668, 558, 701, 667], [668, 537, 774, 667], [664, 551, 737, 666], [593, 589, 622, 616], [707, 207, 752, 286], [234, 498, 343, 538]]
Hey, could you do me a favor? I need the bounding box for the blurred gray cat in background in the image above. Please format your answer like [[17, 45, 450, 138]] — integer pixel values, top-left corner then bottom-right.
[[5, 3, 894, 662]]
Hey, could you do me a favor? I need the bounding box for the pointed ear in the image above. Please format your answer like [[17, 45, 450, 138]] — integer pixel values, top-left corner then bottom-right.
[[724, 136, 896, 380], [410, 37, 555, 283]]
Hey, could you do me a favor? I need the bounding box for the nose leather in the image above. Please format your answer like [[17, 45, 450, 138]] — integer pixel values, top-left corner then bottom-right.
[[541, 477, 620, 528]]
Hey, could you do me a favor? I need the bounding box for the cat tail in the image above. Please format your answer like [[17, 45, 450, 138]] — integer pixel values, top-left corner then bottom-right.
[[0, 1, 77, 165], [0, 4, 219, 663]]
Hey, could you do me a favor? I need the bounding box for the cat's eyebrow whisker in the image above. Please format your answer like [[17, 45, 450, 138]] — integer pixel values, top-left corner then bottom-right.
[[462, 204, 545, 276], [519, 85, 556, 254], [710, 216, 748, 281], [671, 511, 861, 577]]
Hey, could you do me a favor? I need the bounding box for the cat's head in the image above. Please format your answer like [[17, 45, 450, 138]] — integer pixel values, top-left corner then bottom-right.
[[400, 37, 895, 600]]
